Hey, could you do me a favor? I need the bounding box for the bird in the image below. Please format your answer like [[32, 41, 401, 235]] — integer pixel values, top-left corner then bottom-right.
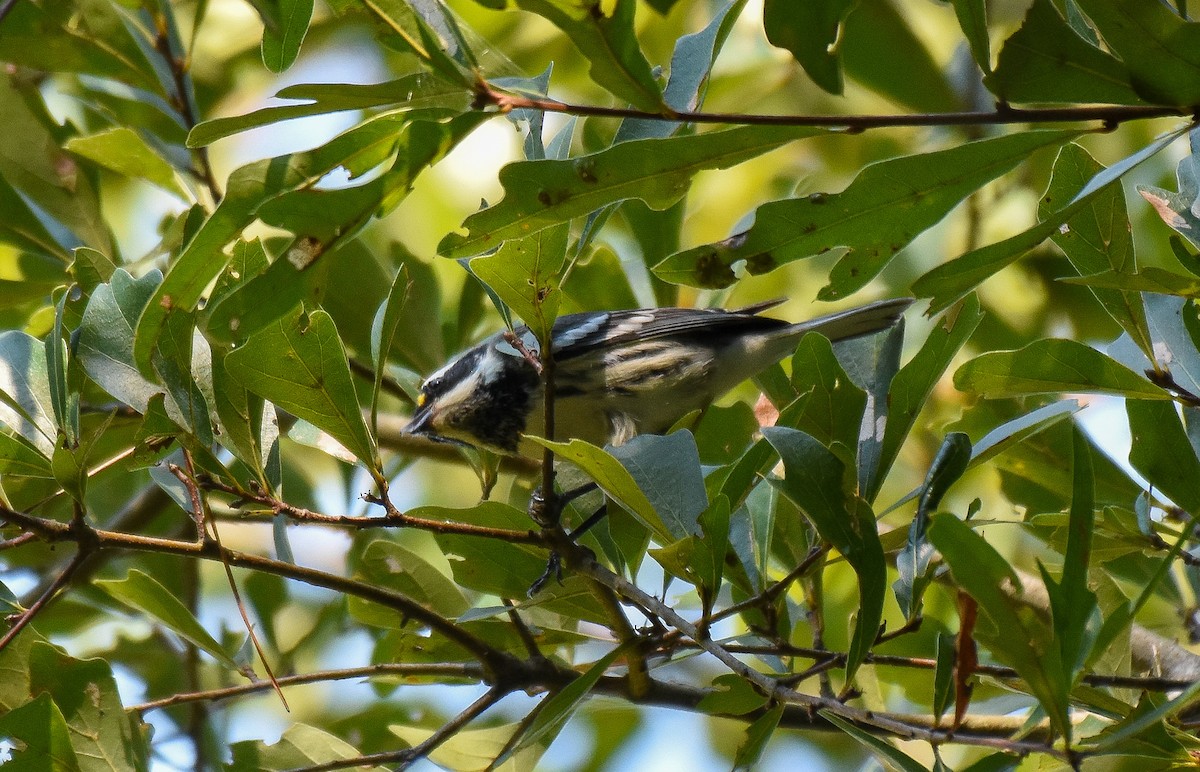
[[403, 297, 912, 455]]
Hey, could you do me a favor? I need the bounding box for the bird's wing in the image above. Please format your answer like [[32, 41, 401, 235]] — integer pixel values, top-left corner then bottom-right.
[[549, 307, 789, 362]]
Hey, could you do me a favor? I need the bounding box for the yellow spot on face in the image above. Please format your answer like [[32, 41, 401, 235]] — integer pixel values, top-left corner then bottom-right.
[[417, 393, 427, 407]]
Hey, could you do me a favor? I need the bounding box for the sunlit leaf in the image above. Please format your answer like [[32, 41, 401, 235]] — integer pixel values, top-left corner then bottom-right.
[[440, 125, 825, 259], [225, 307, 379, 472], [96, 569, 240, 670]]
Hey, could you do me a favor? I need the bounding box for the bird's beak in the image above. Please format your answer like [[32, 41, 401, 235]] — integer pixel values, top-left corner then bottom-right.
[[404, 398, 436, 437]]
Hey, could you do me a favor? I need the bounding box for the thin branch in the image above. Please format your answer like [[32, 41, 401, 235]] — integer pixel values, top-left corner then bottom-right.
[[0, 547, 89, 655], [0, 504, 516, 676], [150, 5, 221, 200], [480, 83, 1188, 130], [502, 599, 545, 661], [0, 532, 36, 550], [287, 686, 507, 772], [132, 663, 486, 712], [202, 475, 545, 543], [0, 0, 19, 26]]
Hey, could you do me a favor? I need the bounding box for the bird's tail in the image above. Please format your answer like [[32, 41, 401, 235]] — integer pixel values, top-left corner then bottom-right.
[[789, 297, 913, 342]]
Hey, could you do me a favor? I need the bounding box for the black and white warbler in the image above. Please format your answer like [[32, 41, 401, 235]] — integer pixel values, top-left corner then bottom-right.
[[404, 297, 912, 455]]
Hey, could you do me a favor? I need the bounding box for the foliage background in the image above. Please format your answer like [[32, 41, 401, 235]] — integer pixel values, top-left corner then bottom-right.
[[4, 0, 1200, 770]]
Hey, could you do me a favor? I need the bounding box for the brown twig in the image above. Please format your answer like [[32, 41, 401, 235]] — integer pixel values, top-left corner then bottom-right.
[[132, 663, 487, 712], [286, 686, 507, 772], [502, 599, 545, 661], [480, 83, 1186, 130], [201, 475, 545, 544], [150, 5, 221, 200], [0, 503, 516, 676], [0, 547, 89, 655]]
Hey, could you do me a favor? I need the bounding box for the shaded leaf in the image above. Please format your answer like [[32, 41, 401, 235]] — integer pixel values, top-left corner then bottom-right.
[[732, 703, 784, 770], [513, 0, 662, 111], [228, 724, 363, 771], [927, 513, 1071, 739], [987, 0, 1143, 105], [656, 130, 1078, 295], [608, 431, 708, 541], [877, 294, 982, 497], [1127, 399, 1200, 512], [954, 339, 1169, 400], [764, 427, 884, 683], [1072, 0, 1200, 105], [77, 269, 163, 413], [763, 0, 855, 94], [261, 0, 314, 72], [894, 432, 971, 620]]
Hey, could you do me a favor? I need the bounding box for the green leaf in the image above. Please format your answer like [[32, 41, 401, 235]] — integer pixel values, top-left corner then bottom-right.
[[528, 436, 671, 542], [204, 239, 334, 345], [877, 294, 982, 496], [1071, 0, 1200, 105], [788, 332, 867, 461], [0, 69, 110, 254], [841, 0, 960, 112], [894, 432, 971, 620], [763, 0, 855, 94], [228, 724, 362, 771], [95, 569, 239, 670], [914, 125, 1189, 314], [0, 692, 81, 772], [470, 223, 568, 343], [45, 289, 78, 449], [391, 721, 548, 772], [64, 127, 188, 198], [440, 125, 825, 259], [763, 427, 884, 683], [496, 643, 630, 766], [350, 538, 469, 623], [27, 642, 148, 772], [691, 495, 731, 595], [1048, 427, 1100, 684], [0, 431, 53, 477], [950, 0, 991, 74], [608, 431, 708, 541], [986, 0, 1143, 105], [152, 311, 213, 447], [188, 74, 469, 147], [1127, 399, 1200, 513], [732, 703, 784, 770], [953, 339, 1170, 400], [820, 710, 928, 772], [1061, 267, 1200, 297], [370, 266, 412, 432], [77, 269, 163, 413], [926, 513, 1071, 739], [1144, 294, 1200, 396], [135, 111, 430, 376], [655, 130, 1078, 295], [513, 0, 662, 112], [1039, 143, 1151, 359], [225, 307, 379, 472], [261, 0, 313, 72], [0, 330, 57, 456], [1138, 131, 1200, 250]]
